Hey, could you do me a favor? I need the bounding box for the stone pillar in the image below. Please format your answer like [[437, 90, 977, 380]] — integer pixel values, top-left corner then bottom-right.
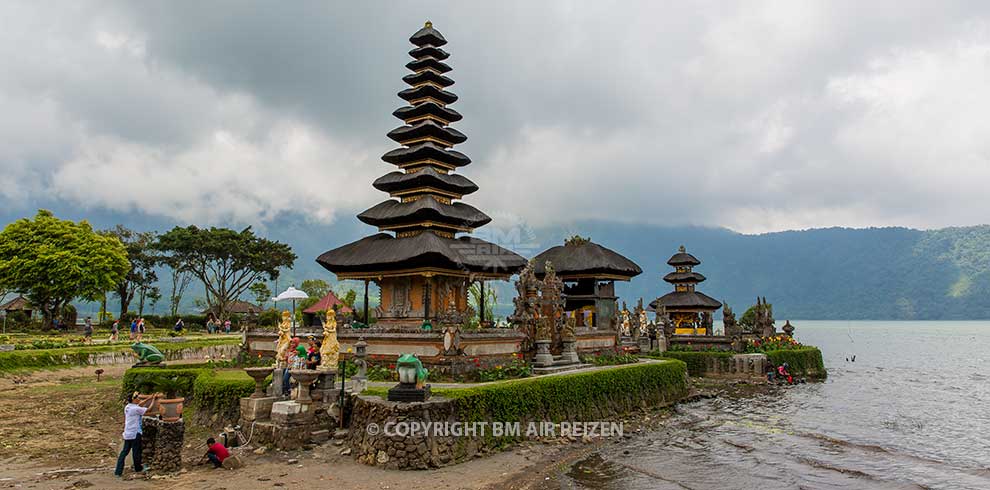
[[560, 340, 580, 364], [533, 340, 554, 367], [141, 417, 184, 474]]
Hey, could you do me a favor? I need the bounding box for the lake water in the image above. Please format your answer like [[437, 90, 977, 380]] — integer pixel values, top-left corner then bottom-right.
[[560, 321, 990, 490]]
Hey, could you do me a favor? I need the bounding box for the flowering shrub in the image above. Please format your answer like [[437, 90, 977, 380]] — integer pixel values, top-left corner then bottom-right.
[[476, 353, 531, 382], [745, 335, 803, 353], [581, 348, 639, 366]]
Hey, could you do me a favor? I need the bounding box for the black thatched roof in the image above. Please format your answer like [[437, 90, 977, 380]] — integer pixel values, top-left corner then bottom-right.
[[649, 291, 722, 311], [373, 168, 478, 196], [667, 246, 701, 266], [409, 46, 449, 61], [357, 197, 491, 229], [531, 240, 641, 279], [663, 271, 706, 283], [393, 102, 462, 123], [410, 22, 447, 47], [398, 85, 458, 105], [403, 70, 455, 88], [317, 231, 526, 276], [387, 120, 467, 145], [406, 57, 452, 74], [0, 296, 31, 311], [382, 142, 471, 167]]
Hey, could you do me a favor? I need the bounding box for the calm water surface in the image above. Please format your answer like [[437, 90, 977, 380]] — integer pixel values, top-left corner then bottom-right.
[[560, 321, 990, 490]]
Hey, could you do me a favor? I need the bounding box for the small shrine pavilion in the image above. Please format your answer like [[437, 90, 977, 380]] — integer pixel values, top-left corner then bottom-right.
[[317, 22, 526, 329], [650, 246, 722, 335], [532, 237, 641, 329]]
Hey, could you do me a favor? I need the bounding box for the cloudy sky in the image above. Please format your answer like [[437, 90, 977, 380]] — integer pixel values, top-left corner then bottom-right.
[[2, 1, 990, 234]]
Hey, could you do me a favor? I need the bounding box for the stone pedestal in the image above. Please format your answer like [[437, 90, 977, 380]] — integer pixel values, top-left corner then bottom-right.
[[240, 396, 276, 422], [315, 370, 337, 391], [271, 400, 315, 425], [559, 340, 580, 365], [388, 383, 432, 402], [140, 417, 184, 474], [270, 367, 287, 397], [289, 370, 320, 404], [244, 367, 274, 398], [533, 340, 554, 367], [637, 337, 652, 353]]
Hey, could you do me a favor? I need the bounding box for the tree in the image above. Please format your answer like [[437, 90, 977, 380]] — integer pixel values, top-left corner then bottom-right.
[[337, 287, 357, 308], [299, 279, 331, 299], [468, 282, 497, 324], [0, 210, 129, 328], [161, 254, 194, 317], [249, 282, 272, 307], [156, 226, 296, 322], [103, 226, 159, 320]]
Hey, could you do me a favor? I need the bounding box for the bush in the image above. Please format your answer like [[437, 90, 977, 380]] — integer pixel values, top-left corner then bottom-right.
[[0, 338, 240, 372], [766, 347, 826, 379], [361, 360, 688, 447], [650, 351, 734, 376], [581, 348, 640, 366], [122, 367, 206, 398]]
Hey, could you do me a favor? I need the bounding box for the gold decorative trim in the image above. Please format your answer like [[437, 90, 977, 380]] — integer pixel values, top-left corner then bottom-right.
[[404, 114, 450, 126], [398, 159, 457, 171], [400, 136, 453, 147], [392, 186, 462, 200], [335, 267, 513, 280], [413, 81, 446, 91], [409, 96, 447, 106], [378, 220, 473, 233]]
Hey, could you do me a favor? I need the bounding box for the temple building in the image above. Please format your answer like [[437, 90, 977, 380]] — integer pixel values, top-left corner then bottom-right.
[[650, 246, 722, 335], [532, 237, 641, 329], [317, 22, 526, 329]]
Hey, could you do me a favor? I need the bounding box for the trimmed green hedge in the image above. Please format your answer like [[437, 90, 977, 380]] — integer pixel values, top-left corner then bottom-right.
[[651, 351, 734, 376], [0, 338, 240, 372], [766, 347, 826, 379], [363, 360, 688, 447], [122, 365, 259, 429]]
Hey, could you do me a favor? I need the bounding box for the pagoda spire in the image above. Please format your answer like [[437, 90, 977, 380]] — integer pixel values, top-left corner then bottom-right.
[[362, 22, 490, 239]]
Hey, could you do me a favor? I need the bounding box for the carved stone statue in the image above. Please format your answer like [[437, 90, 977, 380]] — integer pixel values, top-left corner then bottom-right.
[[700, 311, 713, 336], [620, 304, 631, 337], [638, 310, 649, 337], [319, 308, 340, 369], [561, 316, 576, 342], [723, 302, 740, 337], [442, 322, 462, 355], [782, 319, 795, 338], [274, 310, 292, 368]]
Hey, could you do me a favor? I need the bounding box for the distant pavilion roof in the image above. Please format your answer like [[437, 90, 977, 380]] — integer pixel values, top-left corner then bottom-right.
[[532, 238, 642, 280], [667, 245, 701, 267], [649, 291, 722, 311], [302, 291, 354, 315], [0, 296, 31, 311]]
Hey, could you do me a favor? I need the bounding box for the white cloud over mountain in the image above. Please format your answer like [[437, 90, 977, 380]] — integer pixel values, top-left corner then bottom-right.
[[2, 1, 990, 233]]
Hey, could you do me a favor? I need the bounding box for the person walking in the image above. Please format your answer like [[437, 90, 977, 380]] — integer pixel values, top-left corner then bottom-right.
[[137, 318, 145, 341], [83, 317, 93, 344], [110, 320, 120, 342], [206, 318, 215, 334], [174, 317, 184, 333], [129, 319, 138, 341], [114, 391, 154, 477], [223, 319, 231, 334]]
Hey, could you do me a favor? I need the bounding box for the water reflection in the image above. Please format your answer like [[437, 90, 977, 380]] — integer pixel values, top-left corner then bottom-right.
[[558, 321, 990, 490]]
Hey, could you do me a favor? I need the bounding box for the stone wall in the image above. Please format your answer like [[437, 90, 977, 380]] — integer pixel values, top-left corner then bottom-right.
[[140, 417, 184, 474]]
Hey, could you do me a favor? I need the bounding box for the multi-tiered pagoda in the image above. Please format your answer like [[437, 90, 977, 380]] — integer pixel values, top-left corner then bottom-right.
[[650, 246, 722, 335], [318, 22, 526, 328]]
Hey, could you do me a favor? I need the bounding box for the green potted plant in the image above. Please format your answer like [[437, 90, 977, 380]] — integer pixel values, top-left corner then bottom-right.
[[153, 376, 185, 422]]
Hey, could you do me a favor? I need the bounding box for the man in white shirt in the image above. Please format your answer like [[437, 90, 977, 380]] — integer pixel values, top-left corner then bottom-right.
[[114, 391, 154, 477]]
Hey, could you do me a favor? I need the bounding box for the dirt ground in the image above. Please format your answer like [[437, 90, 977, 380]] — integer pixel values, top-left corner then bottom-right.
[[0, 366, 601, 490]]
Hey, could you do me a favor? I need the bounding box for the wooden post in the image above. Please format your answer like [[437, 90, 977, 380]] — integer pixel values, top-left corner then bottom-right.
[[363, 280, 369, 324], [479, 280, 486, 326], [424, 277, 432, 321]]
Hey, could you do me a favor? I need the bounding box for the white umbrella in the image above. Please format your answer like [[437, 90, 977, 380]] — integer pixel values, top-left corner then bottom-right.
[[273, 286, 309, 335]]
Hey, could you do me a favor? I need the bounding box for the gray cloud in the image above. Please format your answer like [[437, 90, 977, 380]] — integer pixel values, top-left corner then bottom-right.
[[2, 1, 990, 232]]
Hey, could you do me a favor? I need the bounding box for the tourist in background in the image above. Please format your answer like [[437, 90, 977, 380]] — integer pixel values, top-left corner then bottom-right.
[[136, 318, 145, 342], [206, 318, 215, 334], [114, 391, 154, 477], [281, 337, 301, 396], [83, 317, 93, 344], [110, 320, 119, 342], [305, 338, 322, 370], [174, 317, 184, 333], [224, 319, 231, 334], [129, 318, 138, 340]]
